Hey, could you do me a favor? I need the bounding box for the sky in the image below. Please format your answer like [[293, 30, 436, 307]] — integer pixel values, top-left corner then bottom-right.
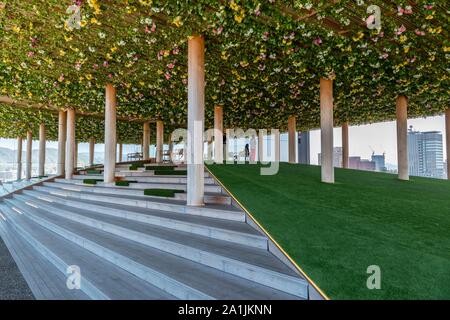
[[0, 115, 447, 167]]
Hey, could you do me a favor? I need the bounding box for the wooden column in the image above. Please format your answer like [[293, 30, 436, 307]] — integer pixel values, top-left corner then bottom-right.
[[288, 116, 296, 163], [320, 78, 334, 183], [25, 130, 32, 180], [156, 120, 164, 163], [214, 106, 223, 163], [65, 108, 75, 179], [258, 130, 264, 162], [16, 137, 22, 180], [143, 121, 150, 160], [118, 143, 123, 163], [187, 35, 205, 206], [38, 123, 46, 176], [342, 122, 349, 169], [396, 96, 409, 181], [89, 137, 95, 167], [274, 130, 280, 162], [57, 110, 66, 176], [104, 83, 117, 184]]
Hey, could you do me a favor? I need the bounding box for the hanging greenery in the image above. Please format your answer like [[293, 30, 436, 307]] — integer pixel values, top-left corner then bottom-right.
[[0, 0, 448, 141]]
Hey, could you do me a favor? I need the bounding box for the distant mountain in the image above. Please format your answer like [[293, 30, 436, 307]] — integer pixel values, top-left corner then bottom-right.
[[0, 147, 104, 166]]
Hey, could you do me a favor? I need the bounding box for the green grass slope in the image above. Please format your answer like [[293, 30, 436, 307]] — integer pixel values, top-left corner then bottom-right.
[[207, 163, 450, 300]]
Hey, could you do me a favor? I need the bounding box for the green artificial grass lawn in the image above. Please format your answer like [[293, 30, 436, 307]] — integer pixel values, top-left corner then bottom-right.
[[207, 163, 450, 300], [143, 189, 184, 197]]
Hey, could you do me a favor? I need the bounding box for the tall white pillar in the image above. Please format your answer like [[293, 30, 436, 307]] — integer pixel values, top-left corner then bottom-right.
[[65, 108, 76, 179], [16, 137, 22, 180], [214, 106, 223, 163], [396, 96, 409, 181], [143, 121, 150, 160], [118, 143, 123, 162], [57, 110, 66, 176], [26, 130, 32, 180], [104, 83, 117, 184], [156, 120, 164, 163], [187, 35, 205, 206], [288, 116, 296, 163], [342, 122, 349, 169], [258, 130, 264, 162], [320, 78, 334, 183], [74, 141, 78, 168], [446, 109, 450, 180], [89, 137, 95, 167], [274, 130, 280, 162], [38, 123, 46, 176]]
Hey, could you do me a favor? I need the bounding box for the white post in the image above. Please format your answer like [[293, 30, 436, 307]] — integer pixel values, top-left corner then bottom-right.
[[57, 110, 66, 176], [143, 121, 150, 160], [258, 130, 264, 162], [446, 109, 450, 180], [89, 137, 95, 167], [16, 137, 22, 180], [320, 78, 334, 183], [74, 141, 78, 168], [342, 122, 349, 169], [214, 106, 223, 163], [38, 123, 46, 176], [65, 108, 75, 179], [156, 120, 164, 163], [104, 83, 117, 184], [274, 130, 280, 162], [118, 143, 123, 162], [396, 96, 409, 180], [187, 35, 205, 206], [25, 130, 32, 180], [288, 116, 296, 163]]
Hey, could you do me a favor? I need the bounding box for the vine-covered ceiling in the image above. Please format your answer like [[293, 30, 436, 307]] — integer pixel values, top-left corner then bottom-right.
[[0, 0, 448, 142]]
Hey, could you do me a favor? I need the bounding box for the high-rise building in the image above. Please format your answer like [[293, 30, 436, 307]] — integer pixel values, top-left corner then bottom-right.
[[318, 147, 342, 168], [407, 126, 444, 179], [349, 156, 376, 171], [371, 153, 386, 172], [298, 132, 310, 165]]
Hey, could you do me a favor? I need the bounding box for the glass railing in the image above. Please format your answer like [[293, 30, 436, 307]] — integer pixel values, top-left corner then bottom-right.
[[0, 176, 53, 197]]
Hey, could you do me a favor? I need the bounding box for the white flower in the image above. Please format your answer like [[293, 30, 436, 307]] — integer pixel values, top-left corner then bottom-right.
[[98, 32, 106, 39]]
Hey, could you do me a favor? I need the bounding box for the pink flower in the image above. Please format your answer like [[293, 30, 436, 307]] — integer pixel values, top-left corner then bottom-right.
[[145, 25, 150, 34], [27, 51, 34, 57], [395, 25, 406, 35], [262, 32, 269, 41], [164, 73, 171, 80], [172, 47, 179, 55], [313, 37, 322, 46], [108, 73, 113, 78], [93, 64, 99, 69], [424, 4, 433, 10], [103, 61, 109, 67], [415, 29, 425, 36], [213, 26, 223, 35], [167, 63, 175, 69], [151, 23, 156, 33], [379, 53, 389, 60]]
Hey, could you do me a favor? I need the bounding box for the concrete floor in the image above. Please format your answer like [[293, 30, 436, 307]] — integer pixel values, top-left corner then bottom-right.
[[0, 236, 34, 300]]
